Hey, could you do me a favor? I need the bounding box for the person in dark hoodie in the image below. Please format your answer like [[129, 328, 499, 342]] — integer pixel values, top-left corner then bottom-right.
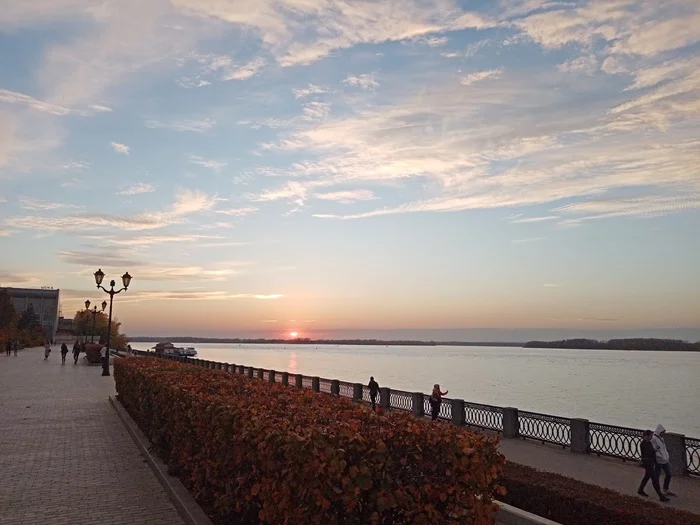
[[652, 424, 676, 496], [638, 430, 669, 501], [368, 377, 380, 411]]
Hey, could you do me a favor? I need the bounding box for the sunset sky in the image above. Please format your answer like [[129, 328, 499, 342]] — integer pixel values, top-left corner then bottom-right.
[[1, 0, 699, 339]]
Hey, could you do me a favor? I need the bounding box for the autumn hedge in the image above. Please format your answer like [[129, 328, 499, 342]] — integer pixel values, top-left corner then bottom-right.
[[114, 357, 504, 524], [500, 461, 700, 525]]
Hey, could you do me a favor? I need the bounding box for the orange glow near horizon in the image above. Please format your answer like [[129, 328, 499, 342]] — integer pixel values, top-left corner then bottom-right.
[[289, 331, 299, 338]]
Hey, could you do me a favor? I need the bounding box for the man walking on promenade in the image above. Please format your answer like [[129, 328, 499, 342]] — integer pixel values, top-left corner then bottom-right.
[[72, 340, 81, 365], [5, 339, 11, 356], [13, 340, 19, 356], [368, 376, 380, 411], [44, 340, 51, 360], [652, 424, 676, 496], [638, 430, 669, 501], [60, 342, 69, 364]]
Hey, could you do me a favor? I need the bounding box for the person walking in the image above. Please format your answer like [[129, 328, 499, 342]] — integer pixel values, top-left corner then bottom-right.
[[429, 384, 448, 422], [652, 424, 676, 496], [43, 341, 51, 360], [368, 376, 380, 411], [5, 339, 11, 356], [13, 340, 19, 356], [72, 340, 81, 365], [638, 429, 670, 501], [60, 342, 69, 364]]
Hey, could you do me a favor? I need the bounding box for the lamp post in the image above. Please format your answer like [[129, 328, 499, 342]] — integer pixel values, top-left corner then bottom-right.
[[84, 300, 107, 343], [94, 269, 132, 377]]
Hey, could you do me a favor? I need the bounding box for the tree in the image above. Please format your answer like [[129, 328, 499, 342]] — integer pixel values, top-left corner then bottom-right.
[[17, 304, 42, 332], [0, 290, 18, 344], [72, 309, 128, 349]]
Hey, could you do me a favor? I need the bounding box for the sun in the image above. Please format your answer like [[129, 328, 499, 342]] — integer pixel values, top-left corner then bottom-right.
[[289, 331, 298, 338]]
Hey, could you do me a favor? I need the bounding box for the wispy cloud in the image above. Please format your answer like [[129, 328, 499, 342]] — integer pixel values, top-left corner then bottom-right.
[[145, 118, 216, 133], [510, 215, 559, 224], [293, 84, 328, 99], [188, 155, 227, 173], [110, 141, 129, 155], [214, 206, 258, 217], [222, 58, 266, 80], [19, 198, 82, 211], [460, 68, 503, 86], [415, 36, 448, 47], [90, 104, 112, 113], [313, 190, 376, 204], [0, 89, 69, 115], [512, 237, 547, 244], [343, 74, 379, 90], [117, 183, 155, 196]]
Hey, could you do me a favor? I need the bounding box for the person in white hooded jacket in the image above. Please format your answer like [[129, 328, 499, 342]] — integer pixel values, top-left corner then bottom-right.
[[651, 424, 676, 496]]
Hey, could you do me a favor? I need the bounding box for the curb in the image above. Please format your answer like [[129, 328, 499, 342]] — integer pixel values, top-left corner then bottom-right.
[[109, 396, 215, 525], [495, 501, 562, 525]]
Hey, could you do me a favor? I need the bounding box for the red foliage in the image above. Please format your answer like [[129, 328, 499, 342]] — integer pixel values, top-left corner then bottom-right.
[[83, 343, 103, 364], [500, 461, 700, 525], [114, 358, 504, 524]]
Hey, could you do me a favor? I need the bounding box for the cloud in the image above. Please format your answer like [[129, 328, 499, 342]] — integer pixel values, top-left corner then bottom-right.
[[343, 74, 379, 90], [70, 290, 284, 303], [145, 118, 216, 133], [460, 68, 503, 86], [117, 183, 156, 196], [110, 142, 130, 155], [0, 270, 42, 286], [554, 194, 700, 223], [512, 237, 547, 244], [90, 104, 113, 112], [104, 234, 225, 247], [301, 101, 331, 121], [19, 198, 82, 211], [0, 229, 11, 237], [557, 55, 598, 75], [58, 250, 148, 268], [188, 155, 227, 173], [313, 190, 376, 204], [222, 58, 266, 80], [510, 215, 559, 224], [170, 188, 217, 216], [0, 89, 70, 115], [415, 36, 448, 47], [293, 84, 329, 99], [214, 206, 258, 217]]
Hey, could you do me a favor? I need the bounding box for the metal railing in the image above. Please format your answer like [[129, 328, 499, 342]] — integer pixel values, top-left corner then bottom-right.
[[589, 422, 643, 462], [134, 350, 699, 477], [685, 437, 700, 476], [518, 411, 571, 448]]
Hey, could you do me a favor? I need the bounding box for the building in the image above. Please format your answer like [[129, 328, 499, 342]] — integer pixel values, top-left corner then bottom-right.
[[0, 287, 60, 341], [55, 317, 75, 344]]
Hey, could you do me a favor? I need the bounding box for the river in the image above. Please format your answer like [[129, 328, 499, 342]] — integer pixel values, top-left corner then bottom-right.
[[131, 342, 700, 437]]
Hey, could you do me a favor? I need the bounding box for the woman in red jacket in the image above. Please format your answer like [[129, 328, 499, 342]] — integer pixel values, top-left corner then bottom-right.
[[429, 384, 448, 421]]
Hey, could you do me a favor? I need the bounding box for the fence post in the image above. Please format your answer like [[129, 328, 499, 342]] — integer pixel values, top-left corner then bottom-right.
[[331, 380, 340, 395], [503, 407, 520, 438], [570, 419, 590, 454], [312, 377, 320, 392], [218, 362, 223, 370], [238, 365, 244, 374], [223, 363, 229, 372], [269, 370, 276, 383], [257, 369, 264, 380], [353, 383, 363, 401], [296, 375, 303, 389], [665, 433, 686, 476], [247, 367, 254, 378], [281, 372, 289, 386], [230, 363, 236, 374], [412, 393, 424, 418], [451, 399, 465, 426], [380, 387, 391, 410]]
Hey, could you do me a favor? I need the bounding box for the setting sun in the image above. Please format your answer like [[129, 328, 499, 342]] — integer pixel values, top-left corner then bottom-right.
[[289, 331, 298, 338]]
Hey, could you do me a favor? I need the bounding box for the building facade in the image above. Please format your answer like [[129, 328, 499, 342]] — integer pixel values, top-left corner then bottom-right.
[[0, 287, 60, 341]]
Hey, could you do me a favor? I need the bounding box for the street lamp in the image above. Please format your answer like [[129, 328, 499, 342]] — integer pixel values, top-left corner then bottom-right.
[[94, 269, 133, 377], [84, 299, 107, 343]]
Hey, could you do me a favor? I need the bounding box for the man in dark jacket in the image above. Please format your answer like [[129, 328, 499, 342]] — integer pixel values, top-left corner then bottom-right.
[[368, 377, 380, 411], [638, 430, 669, 501]]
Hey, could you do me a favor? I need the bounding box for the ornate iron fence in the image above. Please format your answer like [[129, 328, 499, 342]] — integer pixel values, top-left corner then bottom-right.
[[301, 376, 313, 389], [464, 402, 504, 432], [684, 437, 700, 476], [589, 423, 643, 461], [389, 390, 413, 412], [519, 411, 571, 447], [339, 381, 354, 399], [423, 397, 452, 421], [362, 385, 372, 403], [319, 378, 332, 394]]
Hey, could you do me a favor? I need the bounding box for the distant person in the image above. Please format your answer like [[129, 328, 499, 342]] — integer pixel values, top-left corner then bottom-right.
[[60, 343, 69, 364], [100, 345, 107, 367], [44, 341, 51, 360], [126, 344, 132, 357], [5, 339, 11, 356], [72, 340, 81, 365], [638, 430, 669, 501], [368, 377, 380, 411], [13, 340, 19, 356], [429, 384, 448, 422], [652, 424, 676, 496]]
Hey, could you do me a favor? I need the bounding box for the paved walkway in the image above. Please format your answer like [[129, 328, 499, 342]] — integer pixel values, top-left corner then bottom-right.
[[0, 346, 186, 525], [498, 432, 700, 515]]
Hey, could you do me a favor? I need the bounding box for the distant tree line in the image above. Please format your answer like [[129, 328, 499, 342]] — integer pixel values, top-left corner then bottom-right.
[[523, 338, 700, 351], [132, 336, 524, 347]]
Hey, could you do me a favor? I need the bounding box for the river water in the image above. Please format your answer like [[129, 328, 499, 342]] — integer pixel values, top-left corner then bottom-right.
[[131, 342, 700, 437]]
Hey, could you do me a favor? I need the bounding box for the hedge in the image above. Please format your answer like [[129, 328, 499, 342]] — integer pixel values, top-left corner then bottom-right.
[[500, 461, 700, 525], [114, 358, 504, 524]]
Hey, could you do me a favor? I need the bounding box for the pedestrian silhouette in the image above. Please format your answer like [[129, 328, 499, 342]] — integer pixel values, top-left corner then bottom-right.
[[368, 376, 380, 411]]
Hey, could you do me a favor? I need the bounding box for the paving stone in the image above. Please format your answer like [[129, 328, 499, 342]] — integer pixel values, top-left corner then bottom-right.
[[0, 346, 186, 525]]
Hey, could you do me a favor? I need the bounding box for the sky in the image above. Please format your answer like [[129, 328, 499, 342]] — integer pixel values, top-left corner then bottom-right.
[[0, 0, 699, 341]]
